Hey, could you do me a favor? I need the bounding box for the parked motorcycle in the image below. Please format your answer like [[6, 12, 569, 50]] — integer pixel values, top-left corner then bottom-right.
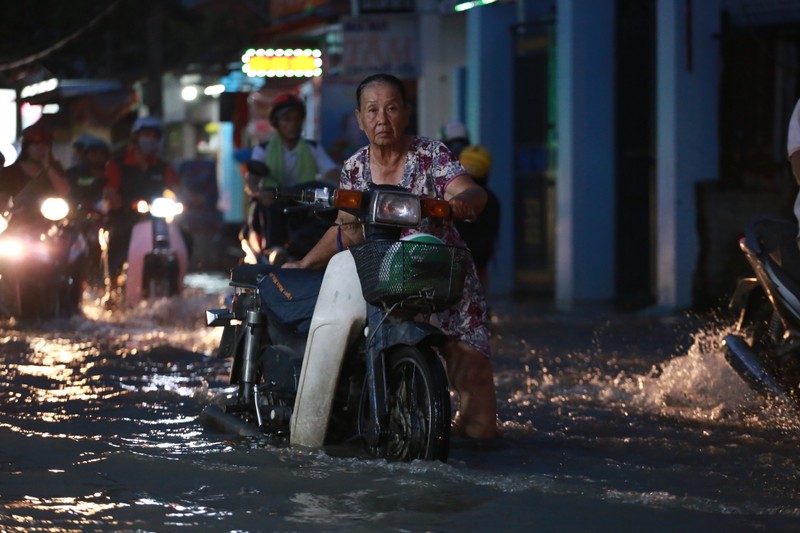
[[204, 183, 468, 462], [0, 196, 90, 319], [240, 160, 336, 265], [724, 216, 800, 403], [100, 192, 189, 307]]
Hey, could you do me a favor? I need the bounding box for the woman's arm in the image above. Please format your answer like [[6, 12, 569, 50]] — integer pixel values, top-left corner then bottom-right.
[[444, 174, 487, 222], [283, 210, 363, 269]]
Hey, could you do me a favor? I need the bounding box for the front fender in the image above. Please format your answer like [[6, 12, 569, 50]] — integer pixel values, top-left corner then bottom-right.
[[384, 321, 448, 349], [728, 277, 760, 313]]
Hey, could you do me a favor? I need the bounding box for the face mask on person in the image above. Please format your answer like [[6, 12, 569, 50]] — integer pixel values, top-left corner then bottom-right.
[[137, 137, 160, 155]]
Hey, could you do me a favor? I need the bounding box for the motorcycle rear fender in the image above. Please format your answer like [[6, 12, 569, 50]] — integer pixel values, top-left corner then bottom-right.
[[290, 250, 366, 450], [125, 219, 188, 306]]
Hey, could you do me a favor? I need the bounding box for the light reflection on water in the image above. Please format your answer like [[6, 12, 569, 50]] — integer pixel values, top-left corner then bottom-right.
[[1, 278, 800, 530]]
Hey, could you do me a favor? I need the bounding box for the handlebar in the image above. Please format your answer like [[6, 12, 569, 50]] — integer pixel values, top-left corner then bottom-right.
[[279, 185, 336, 214]]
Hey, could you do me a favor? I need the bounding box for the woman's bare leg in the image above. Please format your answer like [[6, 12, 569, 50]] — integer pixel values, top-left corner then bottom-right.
[[443, 340, 497, 439]]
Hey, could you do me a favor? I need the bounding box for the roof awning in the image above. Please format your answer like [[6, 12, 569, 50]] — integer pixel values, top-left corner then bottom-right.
[[21, 78, 125, 104]]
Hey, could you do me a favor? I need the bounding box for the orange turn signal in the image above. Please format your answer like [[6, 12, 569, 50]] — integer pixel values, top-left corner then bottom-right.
[[421, 198, 451, 219], [333, 189, 363, 210]]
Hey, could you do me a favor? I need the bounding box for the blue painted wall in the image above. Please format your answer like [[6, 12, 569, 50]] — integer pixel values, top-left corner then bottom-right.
[[467, 3, 517, 296]]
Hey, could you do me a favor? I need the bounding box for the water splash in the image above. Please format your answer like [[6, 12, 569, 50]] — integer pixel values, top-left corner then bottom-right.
[[75, 277, 227, 356], [500, 316, 799, 432]]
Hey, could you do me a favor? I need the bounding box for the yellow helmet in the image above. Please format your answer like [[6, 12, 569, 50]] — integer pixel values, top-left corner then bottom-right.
[[459, 144, 492, 180]]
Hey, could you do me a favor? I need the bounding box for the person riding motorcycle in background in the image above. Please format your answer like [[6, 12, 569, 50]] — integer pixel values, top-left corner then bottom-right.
[[244, 93, 339, 258], [65, 135, 109, 208], [103, 116, 182, 284], [0, 123, 70, 213]]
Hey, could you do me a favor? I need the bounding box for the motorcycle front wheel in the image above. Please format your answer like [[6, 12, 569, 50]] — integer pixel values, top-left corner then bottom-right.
[[358, 345, 450, 462]]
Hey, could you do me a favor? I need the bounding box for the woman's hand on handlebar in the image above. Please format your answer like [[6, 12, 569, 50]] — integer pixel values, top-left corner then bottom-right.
[[444, 174, 487, 222], [448, 194, 479, 222]]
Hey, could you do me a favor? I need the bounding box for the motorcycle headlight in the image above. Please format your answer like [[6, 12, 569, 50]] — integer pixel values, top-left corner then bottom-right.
[[41, 197, 69, 221], [0, 238, 23, 259], [369, 190, 421, 227], [149, 197, 184, 219]]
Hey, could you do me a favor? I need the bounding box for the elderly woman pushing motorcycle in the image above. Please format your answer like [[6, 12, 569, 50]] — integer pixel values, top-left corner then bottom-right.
[[285, 73, 497, 440]]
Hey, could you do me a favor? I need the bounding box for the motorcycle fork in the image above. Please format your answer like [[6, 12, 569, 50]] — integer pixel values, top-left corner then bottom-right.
[[363, 304, 388, 447], [240, 308, 264, 415]]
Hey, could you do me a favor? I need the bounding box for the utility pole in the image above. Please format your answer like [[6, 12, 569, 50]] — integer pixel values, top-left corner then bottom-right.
[[144, 0, 164, 117]]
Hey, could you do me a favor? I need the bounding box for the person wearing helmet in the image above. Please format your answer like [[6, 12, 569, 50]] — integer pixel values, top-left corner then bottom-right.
[[247, 93, 339, 194], [440, 120, 470, 159], [285, 73, 497, 440], [455, 145, 500, 289], [103, 116, 181, 281], [244, 93, 339, 257], [65, 135, 109, 208], [0, 122, 70, 210]]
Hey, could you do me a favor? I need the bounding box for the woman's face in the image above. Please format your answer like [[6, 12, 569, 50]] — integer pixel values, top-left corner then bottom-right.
[[356, 82, 409, 148]]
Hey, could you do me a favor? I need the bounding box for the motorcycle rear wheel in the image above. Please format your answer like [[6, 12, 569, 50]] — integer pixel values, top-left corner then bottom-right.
[[358, 345, 450, 462]]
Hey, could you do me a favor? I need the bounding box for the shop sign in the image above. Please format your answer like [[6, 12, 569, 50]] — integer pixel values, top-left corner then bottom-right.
[[242, 48, 323, 78], [341, 16, 418, 78]]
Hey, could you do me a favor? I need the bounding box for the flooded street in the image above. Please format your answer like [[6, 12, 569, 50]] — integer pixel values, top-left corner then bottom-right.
[[1, 273, 800, 531]]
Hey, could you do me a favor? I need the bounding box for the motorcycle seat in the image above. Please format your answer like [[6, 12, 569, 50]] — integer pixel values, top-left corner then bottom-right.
[[257, 268, 325, 334], [229, 263, 275, 288]]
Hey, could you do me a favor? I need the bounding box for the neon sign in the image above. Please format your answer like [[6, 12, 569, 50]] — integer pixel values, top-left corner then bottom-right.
[[241, 49, 323, 78]]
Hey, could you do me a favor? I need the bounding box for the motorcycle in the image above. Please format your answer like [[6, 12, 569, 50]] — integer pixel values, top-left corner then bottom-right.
[[100, 192, 189, 307], [204, 183, 468, 462], [240, 160, 336, 265], [0, 196, 90, 320], [724, 215, 800, 403]]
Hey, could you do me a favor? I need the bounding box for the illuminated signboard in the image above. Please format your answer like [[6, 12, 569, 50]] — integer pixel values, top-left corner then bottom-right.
[[241, 49, 323, 78], [20, 78, 59, 99]]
